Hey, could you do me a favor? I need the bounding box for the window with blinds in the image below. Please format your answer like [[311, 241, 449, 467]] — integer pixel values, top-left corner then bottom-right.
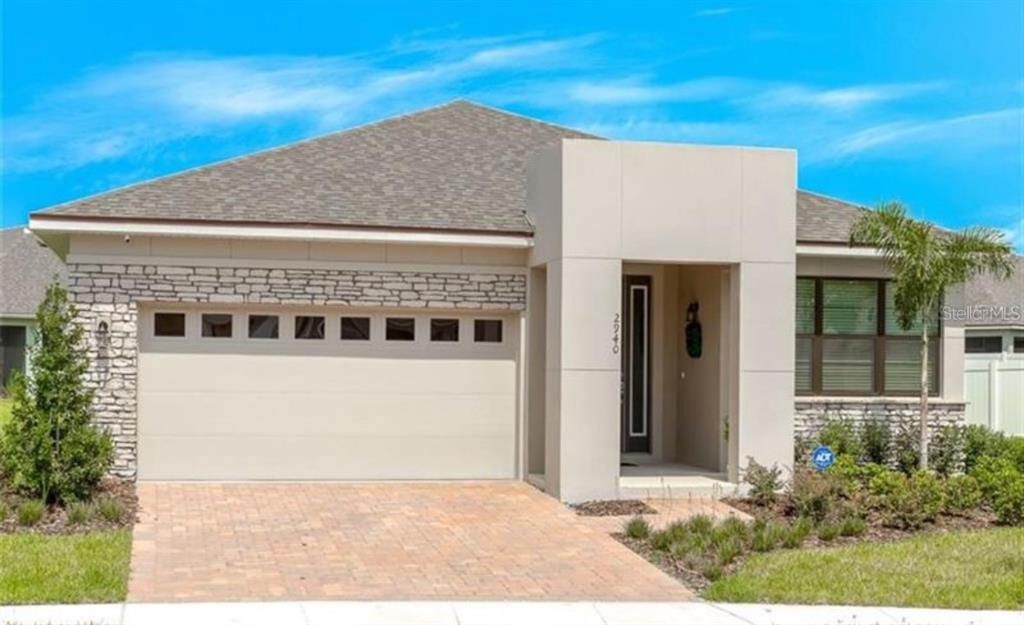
[[795, 277, 941, 396]]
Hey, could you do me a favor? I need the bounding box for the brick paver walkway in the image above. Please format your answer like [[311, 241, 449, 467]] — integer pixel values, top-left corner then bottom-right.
[[129, 482, 691, 602]]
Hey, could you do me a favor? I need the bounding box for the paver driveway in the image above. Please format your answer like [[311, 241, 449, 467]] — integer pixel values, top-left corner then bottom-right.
[[129, 481, 691, 602]]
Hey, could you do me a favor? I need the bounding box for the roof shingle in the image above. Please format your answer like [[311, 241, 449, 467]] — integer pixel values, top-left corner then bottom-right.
[[0, 227, 66, 316]]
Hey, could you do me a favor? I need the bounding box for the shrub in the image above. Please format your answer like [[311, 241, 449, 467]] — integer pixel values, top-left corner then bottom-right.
[[817, 522, 840, 541], [970, 456, 1019, 503], [828, 455, 886, 493], [992, 474, 1024, 526], [944, 474, 982, 515], [909, 471, 945, 521], [931, 425, 965, 477], [839, 516, 867, 537], [714, 516, 750, 547], [743, 458, 782, 507], [624, 516, 650, 539], [893, 423, 920, 475], [96, 496, 124, 523], [66, 501, 94, 525], [790, 470, 842, 523], [0, 500, 7, 521], [17, 500, 45, 526], [715, 536, 744, 565], [817, 418, 862, 459], [751, 520, 786, 552], [860, 419, 892, 464], [794, 435, 814, 466], [701, 561, 724, 581], [0, 283, 114, 503], [650, 529, 672, 551], [781, 518, 812, 549], [963, 425, 1008, 473], [686, 514, 715, 537], [868, 467, 906, 498]]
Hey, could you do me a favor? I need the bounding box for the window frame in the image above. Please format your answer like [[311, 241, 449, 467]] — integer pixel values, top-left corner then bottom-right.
[[153, 312, 187, 338], [796, 277, 941, 397], [385, 317, 416, 342], [200, 312, 234, 339], [473, 318, 504, 344], [247, 314, 280, 340], [340, 316, 372, 341], [293, 315, 326, 340], [965, 335, 1003, 354]]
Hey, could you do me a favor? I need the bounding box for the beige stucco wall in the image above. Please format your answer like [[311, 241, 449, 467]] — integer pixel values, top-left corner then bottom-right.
[[529, 139, 796, 499]]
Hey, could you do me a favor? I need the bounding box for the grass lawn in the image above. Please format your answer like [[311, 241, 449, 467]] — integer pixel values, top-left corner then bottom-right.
[[704, 528, 1024, 609], [0, 530, 132, 604]]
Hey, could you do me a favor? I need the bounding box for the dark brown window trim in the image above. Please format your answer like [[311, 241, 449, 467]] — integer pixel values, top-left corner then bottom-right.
[[796, 277, 941, 397]]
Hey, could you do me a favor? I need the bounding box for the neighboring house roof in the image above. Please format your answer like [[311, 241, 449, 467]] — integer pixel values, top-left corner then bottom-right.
[[34, 99, 871, 243], [0, 227, 66, 317], [964, 255, 1024, 328]]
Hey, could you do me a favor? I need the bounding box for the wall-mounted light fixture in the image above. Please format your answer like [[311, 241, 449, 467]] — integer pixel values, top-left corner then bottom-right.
[[96, 319, 111, 348]]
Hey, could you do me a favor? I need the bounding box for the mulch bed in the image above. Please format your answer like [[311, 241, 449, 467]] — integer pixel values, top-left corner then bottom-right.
[[0, 478, 137, 535], [571, 499, 658, 516], [617, 533, 715, 592]]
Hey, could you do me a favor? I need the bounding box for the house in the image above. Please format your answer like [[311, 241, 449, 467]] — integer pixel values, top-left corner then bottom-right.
[[962, 256, 1024, 435], [0, 227, 67, 391], [28, 101, 967, 502]]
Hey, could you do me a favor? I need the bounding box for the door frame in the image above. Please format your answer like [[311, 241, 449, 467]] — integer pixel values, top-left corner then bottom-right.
[[621, 275, 652, 453]]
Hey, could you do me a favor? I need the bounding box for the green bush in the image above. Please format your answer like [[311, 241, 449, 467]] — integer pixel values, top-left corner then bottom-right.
[[624, 516, 650, 539], [751, 520, 786, 552], [839, 516, 867, 537], [817, 522, 840, 541], [715, 536, 744, 565], [0, 500, 7, 521], [970, 456, 1019, 502], [781, 517, 812, 548], [860, 419, 892, 464], [701, 561, 724, 581], [963, 425, 1008, 473], [931, 425, 965, 477], [686, 514, 715, 537], [790, 470, 842, 523], [17, 500, 45, 526], [714, 516, 750, 547], [66, 501, 94, 525], [817, 419, 863, 459], [742, 458, 782, 507], [650, 528, 672, 551], [96, 497, 124, 523], [893, 424, 920, 475], [868, 467, 906, 499], [910, 471, 945, 521], [944, 474, 982, 514], [992, 474, 1024, 526], [0, 283, 114, 503]]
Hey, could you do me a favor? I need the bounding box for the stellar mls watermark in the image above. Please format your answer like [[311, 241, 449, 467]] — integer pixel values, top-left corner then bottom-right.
[[941, 304, 1023, 323]]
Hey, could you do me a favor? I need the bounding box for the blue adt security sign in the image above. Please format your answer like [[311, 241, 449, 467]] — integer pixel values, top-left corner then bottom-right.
[[812, 445, 836, 471]]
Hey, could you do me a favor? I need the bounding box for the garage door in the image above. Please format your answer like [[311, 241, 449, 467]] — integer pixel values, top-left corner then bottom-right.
[[137, 306, 518, 480]]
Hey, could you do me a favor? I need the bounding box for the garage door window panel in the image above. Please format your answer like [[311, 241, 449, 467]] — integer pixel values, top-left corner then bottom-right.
[[341, 316, 371, 341], [430, 319, 459, 342], [295, 316, 325, 340], [386, 318, 415, 341], [248, 315, 279, 339], [474, 319, 503, 343], [201, 314, 233, 338], [154, 313, 186, 338]]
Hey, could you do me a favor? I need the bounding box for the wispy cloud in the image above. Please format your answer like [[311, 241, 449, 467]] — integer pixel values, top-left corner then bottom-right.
[[816, 108, 1023, 162], [2, 35, 598, 173], [748, 81, 948, 113], [693, 7, 736, 17], [565, 77, 751, 105]]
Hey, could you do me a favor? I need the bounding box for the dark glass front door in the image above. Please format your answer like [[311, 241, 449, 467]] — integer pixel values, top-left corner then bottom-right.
[[621, 276, 651, 453]]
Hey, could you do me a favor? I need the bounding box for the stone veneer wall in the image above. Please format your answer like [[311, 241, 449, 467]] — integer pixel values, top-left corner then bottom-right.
[[66, 262, 528, 477], [795, 399, 966, 446]]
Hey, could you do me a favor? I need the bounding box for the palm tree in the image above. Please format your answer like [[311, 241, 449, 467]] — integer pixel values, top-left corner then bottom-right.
[[850, 202, 1014, 470]]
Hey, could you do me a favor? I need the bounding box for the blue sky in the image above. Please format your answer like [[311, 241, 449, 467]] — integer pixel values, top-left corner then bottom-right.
[[3, 1, 1022, 247]]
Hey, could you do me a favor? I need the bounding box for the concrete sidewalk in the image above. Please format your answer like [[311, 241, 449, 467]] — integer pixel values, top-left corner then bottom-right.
[[1, 600, 1019, 625]]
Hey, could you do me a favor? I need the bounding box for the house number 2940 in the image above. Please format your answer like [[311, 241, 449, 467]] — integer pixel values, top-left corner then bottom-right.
[[612, 313, 621, 354]]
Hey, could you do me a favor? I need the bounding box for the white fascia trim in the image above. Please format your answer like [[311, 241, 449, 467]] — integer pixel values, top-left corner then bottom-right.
[[29, 216, 534, 249], [796, 244, 881, 258]]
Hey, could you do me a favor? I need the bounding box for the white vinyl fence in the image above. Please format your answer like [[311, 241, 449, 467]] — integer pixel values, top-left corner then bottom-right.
[[965, 356, 1024, 436]]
